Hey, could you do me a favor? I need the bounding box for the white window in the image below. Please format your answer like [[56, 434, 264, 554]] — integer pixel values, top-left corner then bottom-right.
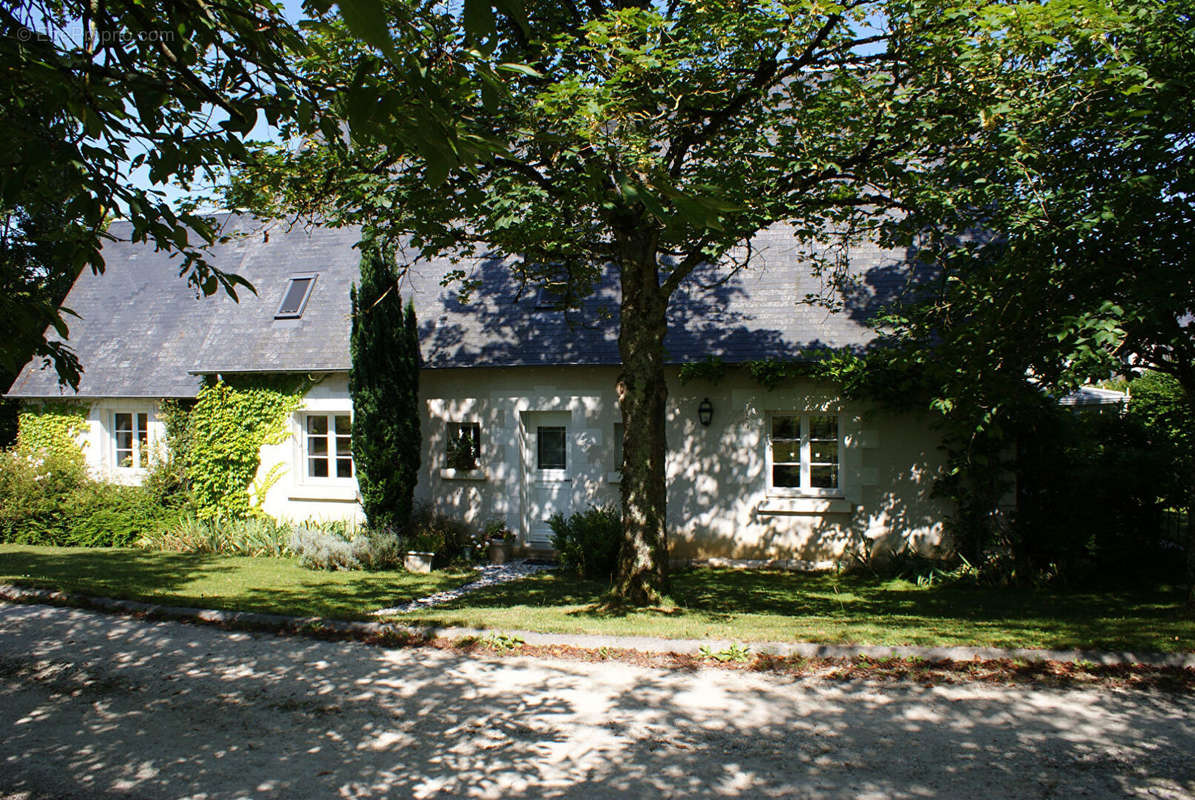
[[613, 422, 624, 469], [114, 412, 150, 469], [768, 413, 840, 495], [446, 422, 481, 470], [305, 413, 353, 479]]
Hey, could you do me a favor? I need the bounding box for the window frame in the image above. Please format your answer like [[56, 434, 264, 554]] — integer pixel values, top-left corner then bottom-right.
[[274, 272, 318, 319], [302, 411, 355, 482], [765, 411, 843, 497], [112, 410, 151, 471]]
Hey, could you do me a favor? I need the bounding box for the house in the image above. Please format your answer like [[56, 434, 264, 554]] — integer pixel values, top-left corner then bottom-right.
[[6, 215, 951, 566]]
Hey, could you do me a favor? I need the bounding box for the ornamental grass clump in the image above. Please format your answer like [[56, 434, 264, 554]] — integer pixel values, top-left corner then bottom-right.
[[141, 514, 293, 557]]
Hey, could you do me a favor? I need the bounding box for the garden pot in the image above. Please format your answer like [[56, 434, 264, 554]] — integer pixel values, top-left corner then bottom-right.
[[488, 539, 513, 564], [404, 551, 435, 574]]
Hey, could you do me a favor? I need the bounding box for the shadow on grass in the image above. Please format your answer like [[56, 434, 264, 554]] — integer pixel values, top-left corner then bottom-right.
[[417, 567, 1195, 651], [0, 546, 239, 600], [0, 545, 475, 621]]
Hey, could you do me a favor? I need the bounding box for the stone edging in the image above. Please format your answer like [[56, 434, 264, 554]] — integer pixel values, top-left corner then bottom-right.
[[1, 582, 1191, 668]]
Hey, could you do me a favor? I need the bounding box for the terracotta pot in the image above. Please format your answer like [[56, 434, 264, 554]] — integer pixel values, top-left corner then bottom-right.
[[487, 539, 513, 564]]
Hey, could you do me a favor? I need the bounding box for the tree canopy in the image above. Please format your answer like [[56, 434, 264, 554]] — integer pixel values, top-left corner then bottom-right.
[[229, 0, 1043, 601], [0, 0, 320, 387]]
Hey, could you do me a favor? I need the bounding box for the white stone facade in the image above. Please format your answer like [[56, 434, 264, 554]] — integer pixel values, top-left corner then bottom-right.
[[63, 366, 951, 562]]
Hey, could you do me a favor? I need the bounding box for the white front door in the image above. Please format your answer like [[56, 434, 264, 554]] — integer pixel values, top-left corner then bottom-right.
[[523, 411, 573, 548]]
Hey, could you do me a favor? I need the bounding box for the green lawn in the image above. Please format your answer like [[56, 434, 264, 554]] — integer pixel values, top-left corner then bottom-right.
[[398, 568, 1195, 653], [0, 544, 473, 620], [0, 544, 1191, 652]]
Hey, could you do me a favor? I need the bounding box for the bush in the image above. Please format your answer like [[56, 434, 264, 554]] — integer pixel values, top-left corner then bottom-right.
[[0, 450, 177, 547], [550, 505, 621, 582], [288, 525, 404, 571], [408, 502, 478, 563]]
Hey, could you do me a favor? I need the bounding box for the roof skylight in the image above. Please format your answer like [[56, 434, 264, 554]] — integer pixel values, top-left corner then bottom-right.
[[275, 273, 317, 319]]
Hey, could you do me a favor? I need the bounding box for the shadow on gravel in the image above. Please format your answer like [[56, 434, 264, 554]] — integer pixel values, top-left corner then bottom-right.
[[0, 604, 1192, 799]]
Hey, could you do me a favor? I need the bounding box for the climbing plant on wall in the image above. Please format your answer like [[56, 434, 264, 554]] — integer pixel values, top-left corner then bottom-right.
[[187, 378, 308, 520], [16, 402, 88, 467]]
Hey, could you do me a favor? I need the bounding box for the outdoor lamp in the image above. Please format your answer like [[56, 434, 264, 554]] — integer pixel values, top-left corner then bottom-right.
[[698, 398, 713, 427]]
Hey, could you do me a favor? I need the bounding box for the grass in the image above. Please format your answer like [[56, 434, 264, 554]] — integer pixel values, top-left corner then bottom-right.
[[0, 544, 1191, 653], [0, 544, 474, 620], [397, 568, 1195, 653]]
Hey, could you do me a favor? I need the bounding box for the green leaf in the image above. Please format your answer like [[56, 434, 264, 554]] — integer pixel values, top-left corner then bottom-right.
[[336, 0, 397, 59]]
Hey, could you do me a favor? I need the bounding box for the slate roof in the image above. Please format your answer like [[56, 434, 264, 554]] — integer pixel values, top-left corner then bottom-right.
[[7, 215, 922, 399]]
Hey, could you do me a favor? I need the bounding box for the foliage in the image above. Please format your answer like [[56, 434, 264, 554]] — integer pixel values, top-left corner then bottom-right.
[[141, 400, 196, 509], [0, 449, 178, 548], [483, 519, 511, 541], [1126, 371, 1192, 506], [867, 0, 1195, 587], [0, 447, 87, 540], [141, 513, 294, 557], [15, 402, 88, 466], [676, 356, 728, 386], [550, 505, 621, 583], [698, 642, 752, 663], [408, 503, 479, 563], [186, 379, 306, 520], [0, 191, 84, 433], [0, 0, 325, 387], [288, 525, 404, 571], [349, 243, 421, 531], [1010, 404, 1180, 585]]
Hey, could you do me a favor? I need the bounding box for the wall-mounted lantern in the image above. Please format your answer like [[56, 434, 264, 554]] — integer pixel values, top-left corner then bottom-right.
[[698, 397, 714, 427]]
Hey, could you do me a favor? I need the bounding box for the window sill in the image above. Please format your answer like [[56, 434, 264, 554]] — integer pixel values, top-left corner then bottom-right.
[[605, 471, 622, 484], [440, 468, 487, 481], [289, 483, 359, 503], [757, 497, 852, 515]]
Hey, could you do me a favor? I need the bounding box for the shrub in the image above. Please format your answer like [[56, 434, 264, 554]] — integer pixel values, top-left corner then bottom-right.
[[0, 448, 87, 539], [60, 483, 180, 547], [288, 525, 404, 571], [550, 505, 621, 582], [408, 502, 478, 563], [0, 449, 176, 547], [289, 526, 358, 570]]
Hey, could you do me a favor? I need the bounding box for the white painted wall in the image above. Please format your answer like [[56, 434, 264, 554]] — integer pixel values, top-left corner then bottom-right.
[[414, 366, 951, 563], [67, 366, 951, 562], [257, 373, 364, 524]]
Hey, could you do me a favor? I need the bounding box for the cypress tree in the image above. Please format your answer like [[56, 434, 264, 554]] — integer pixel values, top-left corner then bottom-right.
[[349, 243, 421, 532]]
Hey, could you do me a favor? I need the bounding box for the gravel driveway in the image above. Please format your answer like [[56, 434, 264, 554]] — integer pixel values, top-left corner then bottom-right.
[[0, 602, 1192, 799]]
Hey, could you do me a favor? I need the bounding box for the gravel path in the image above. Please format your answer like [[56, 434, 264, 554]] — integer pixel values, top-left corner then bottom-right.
[[374, 559, 554, 615], [1, 602, 1193, 800]]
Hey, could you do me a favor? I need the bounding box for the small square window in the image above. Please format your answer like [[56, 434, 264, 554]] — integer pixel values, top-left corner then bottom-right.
[[446, 422, 481, 470], [276, 274, 317, 318]]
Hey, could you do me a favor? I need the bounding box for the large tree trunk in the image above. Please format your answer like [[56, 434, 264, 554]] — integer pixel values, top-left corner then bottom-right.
[[613, 238, 670, 605]]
